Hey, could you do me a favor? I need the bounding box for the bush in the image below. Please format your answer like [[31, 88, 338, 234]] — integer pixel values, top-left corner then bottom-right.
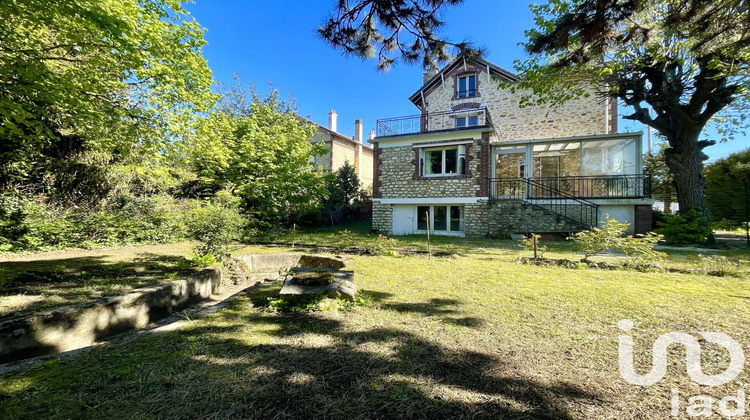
[[570, 216, 664, 264], [711, 218, 743, 232], [655, 207, 712, 246], [569, 216, 630, 261], [184, 192, 244, 259]]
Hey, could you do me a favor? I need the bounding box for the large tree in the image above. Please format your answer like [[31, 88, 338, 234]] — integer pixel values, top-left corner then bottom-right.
[[518, 0, 750, 232], [183, 81, 327, 226], [0, 0, 215, 193]]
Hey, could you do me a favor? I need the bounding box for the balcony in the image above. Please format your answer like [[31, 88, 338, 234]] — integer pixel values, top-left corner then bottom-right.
[[490, 174, 652, 200], [376, 108, 490, 137]]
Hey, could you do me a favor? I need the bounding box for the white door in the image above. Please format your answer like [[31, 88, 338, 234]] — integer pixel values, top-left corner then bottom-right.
[[391, 205, 415, 235]]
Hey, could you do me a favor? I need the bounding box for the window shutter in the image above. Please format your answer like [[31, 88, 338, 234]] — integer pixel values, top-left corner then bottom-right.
[[458, 145, 466, 175], [419, 148, 425, 176]]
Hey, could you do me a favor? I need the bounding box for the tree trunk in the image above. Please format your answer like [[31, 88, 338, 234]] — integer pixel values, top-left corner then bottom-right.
[[663, 126, 715, 244]]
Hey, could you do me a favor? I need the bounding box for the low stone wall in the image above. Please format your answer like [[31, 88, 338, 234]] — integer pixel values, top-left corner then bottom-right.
[[0, 253, 346, 364], [0, 268, 222, 364], [223, 254, 346, 285]]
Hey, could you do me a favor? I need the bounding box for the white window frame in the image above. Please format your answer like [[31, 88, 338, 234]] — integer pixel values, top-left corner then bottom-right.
[[416, 205, 465, 235], [454, 114, 480, 128], [419, 145, 466, 177], [457, 75, 476, 98]]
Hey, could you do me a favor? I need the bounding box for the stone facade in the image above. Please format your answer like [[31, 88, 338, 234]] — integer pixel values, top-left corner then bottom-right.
[[418, 61, 611, 142], [309, 124, 374, 186], [487, 202, 588, 237], [372, 201, 392, 233], [464, 201, 490, 237], [377, 138, 484, 199]]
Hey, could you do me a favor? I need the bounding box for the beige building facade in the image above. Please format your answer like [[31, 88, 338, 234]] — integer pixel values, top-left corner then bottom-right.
[[309, 110, 373, 187], [372, 54, 653, 238]]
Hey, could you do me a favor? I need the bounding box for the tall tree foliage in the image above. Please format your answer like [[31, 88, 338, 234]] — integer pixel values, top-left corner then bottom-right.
[[318, 0, 469, 71], [0, 0, 215, 193], [644, 139, 676, 213], [704, 148, 750, 224], [517, 0, 750, 230], [185, 81, 327, 226]]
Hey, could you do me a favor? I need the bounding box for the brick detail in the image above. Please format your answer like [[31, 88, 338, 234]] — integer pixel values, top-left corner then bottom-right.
[[373, 143, 382, 198], [608, 97, 618, 133], [451, 102, 482, 111], [476, 132, 491, 197]]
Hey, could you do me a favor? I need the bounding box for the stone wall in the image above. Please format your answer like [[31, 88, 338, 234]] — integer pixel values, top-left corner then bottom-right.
[[487, 202, 587, 237], [310, 129, 333, 172], [359, 147, 374, 186], [422, 65, 608, 141], [377, 139, 485, 199], [372, 201, 392, 233], [464, 201, 490, 237], [0, 268, 222, 363], [331, 137, 356, 171]]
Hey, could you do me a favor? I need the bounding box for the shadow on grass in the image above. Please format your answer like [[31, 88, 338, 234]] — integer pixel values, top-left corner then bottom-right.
[[0, 296, 602, 419], [0, 254, 195, 319]]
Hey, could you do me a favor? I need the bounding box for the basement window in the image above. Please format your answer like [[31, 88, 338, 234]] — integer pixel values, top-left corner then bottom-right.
[[417, 205, 464, 233]]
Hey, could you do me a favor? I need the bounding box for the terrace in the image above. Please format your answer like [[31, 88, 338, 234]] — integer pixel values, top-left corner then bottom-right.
[[375, 108, 491, 137]]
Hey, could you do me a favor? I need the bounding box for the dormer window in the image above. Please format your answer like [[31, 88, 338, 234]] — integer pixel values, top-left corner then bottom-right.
[[458, 75, 476, 98]]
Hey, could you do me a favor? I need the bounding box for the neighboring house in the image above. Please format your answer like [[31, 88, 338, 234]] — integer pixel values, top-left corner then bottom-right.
[[309, 110, 374, 187], [371, 53, 653, 237]]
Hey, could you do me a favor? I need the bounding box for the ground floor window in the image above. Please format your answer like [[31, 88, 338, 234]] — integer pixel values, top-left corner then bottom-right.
[[416, 205, 464, 233]]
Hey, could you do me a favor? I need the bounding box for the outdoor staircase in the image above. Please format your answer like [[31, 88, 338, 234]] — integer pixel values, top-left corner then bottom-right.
[[490, 177, 599, 233]]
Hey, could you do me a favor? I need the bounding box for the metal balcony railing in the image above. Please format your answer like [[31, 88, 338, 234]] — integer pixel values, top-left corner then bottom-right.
[[376, 108, 490, 137], [490, 177, 599, 229], [490, 174, 651, 200]]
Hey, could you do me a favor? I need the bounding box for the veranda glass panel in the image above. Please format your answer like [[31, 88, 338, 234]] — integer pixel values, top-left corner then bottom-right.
[[532, 142, 581, 195], [433, 206, 447, 231], [417, 206, 429, 230], [581, 138, 637, 175]]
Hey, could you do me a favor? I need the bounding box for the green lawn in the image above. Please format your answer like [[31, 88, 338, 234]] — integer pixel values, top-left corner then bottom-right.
[[1, 230, 750, 418]]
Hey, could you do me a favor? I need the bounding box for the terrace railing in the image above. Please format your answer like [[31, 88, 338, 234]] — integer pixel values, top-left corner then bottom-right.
[[376, 108, 490, 137], [490, 177, 599, 229]]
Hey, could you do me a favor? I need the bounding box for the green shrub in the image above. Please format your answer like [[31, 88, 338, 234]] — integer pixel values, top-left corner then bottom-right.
[[570, 216, 664, 264], [711, 218, 743, 232], [569, 216, 630, 261], [184, 192, 244, 259], [699, 255, 741, 277], [520, 233, 547, 259], [655, 207, 712, 246], [618, 232, 665, 265]]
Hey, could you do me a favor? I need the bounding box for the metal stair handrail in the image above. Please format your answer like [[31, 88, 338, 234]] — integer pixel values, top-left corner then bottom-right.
[[491, 177, 599, 229]]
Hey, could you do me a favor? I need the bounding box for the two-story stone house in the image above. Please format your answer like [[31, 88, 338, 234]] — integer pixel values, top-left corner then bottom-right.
[[371, 54, 653, 237], [309, 110, 374, 186]]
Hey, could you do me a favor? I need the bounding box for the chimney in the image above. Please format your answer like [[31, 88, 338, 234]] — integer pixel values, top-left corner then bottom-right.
[[422, 63, 439, 84], [354, 119, 363, 143], [369, 130, 375, 141], [328, 109, 337, 132]]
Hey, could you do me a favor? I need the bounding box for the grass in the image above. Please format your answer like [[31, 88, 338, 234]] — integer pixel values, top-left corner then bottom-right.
[[1, 228, 750, 418], [0, 242, 199, 319]]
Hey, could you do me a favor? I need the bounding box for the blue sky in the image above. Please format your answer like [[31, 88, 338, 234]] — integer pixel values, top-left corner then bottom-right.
[[186, 0, 746, 162]]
